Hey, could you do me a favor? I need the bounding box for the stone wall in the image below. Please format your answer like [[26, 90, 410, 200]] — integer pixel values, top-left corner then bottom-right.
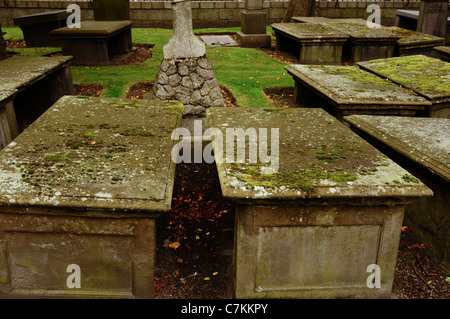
[[0, 0, 289, 28]]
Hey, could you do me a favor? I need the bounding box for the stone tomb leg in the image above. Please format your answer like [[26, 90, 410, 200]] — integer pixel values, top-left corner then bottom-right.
[[206, 107, 432, 298], [0, 96, 183, 298], [0, 92, 19, 150]]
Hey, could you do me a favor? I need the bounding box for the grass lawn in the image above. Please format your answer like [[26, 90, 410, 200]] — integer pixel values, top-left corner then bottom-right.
[[2, 27, 293, 108]]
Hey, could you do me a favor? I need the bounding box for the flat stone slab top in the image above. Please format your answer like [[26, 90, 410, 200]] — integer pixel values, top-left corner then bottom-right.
[[285, 64, 431, 114], [291, 16, 331, 24], [50, 20, 133, 37], [13, 10, 70, 26], [206, 107, 432, 202], [0, 95, 183, 212], [200, 35, 238, 47], [387, 27, 445, 48], [357, 55, 450, 104], [323, 19, 401, 41], [343, 115, 450, 183], [0, 56, 73, 94], [435, 46, 450, 61], [271, 23, 349, 41]]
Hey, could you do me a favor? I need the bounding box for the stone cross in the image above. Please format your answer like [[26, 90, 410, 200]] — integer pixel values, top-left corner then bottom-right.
[[153, 0, 224, 116], [163, 0, 206, 60]]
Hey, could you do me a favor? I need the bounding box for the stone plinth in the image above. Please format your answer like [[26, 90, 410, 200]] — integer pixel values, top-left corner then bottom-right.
[[13, 10, 69, 47], [0, 56, 74, 148], [434, 46, 450, 62], [93, 0, 131, 21], [236, 0, 271, 48], [387, 27, 445, 57], [344, 115, 450, 273], [324, 19, 401, 62], [0, 96, 183, 298], [50, 21, 133, 65], [206, 107, 432, 299], [271, 23, 349, 65], [284, 64, 431, 121], [358, 55, 450, 118]]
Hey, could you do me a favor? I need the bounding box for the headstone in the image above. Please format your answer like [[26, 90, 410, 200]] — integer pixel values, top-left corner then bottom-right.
[[236, 0, 271, 48], [344, 115, 450, 273], [206, 106, 432, 298], [0, 95, 183, 298], [93, 0, 131, 21], [0, 25, 7, 61], [153, 0, 224, 116], [417, 0, 448, 38], [358, 55, 450, 118]]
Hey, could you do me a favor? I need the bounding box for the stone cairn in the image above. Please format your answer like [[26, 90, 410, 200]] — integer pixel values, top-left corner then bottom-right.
[[153, 0, 224, 116]]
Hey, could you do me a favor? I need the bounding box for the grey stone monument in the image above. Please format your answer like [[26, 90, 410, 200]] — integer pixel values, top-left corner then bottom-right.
[[236, 0, 271, 48], [0, 25, 7, 61], [417, 0, 449, 38], [93, 0, 131, 21], [153, 0, 224, 116]]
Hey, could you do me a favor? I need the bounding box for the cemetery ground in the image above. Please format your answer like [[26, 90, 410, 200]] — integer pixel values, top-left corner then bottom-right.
[[2, 26, 450, 299]]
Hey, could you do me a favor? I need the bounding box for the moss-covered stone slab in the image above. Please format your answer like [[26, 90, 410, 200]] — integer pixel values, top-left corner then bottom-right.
[[285, 64, 431, 120], [387, 27, 445, 56], [0, 56, 73, 93], [323, 19, 401, 62], [291, 16, 331, 24], [0, 96, 183, 298], [434, 46, 450, 62], [50, 21, 132, 37], [206, 107, 432, 298], [271, 23, 348, 64], [358, 55, 450, 118], [344, 114, 450, 273]]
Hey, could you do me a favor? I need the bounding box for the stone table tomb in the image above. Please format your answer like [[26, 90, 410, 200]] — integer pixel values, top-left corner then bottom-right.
[[13, 10, 70, 47], [206, 107, 432, 298], [284, 64, 431, 121], [387, 27, 444, 57], [0, 56, 74, 150], [271, 23, 349, 65], [0, 96, 183, 298], [344, 115, 450, 273], [434, 46, 450, 62], [358, 55, 450, 118], [50, 21, 133, 65]]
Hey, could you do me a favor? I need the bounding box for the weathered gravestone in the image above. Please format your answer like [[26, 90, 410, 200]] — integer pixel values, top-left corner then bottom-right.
[[358, 55, 450, 118], [417, 0, 449, 39], [13, 10, 69, 48], [153, 0, 224, 116], [0, 96, 183, 298], [284, 64, 431, 121], [206, 107, 432, 298], [271, 23, 349, 65], [344, 115, 450, 273], [0, 25, 7, 61], [236, 0, 271, 48]]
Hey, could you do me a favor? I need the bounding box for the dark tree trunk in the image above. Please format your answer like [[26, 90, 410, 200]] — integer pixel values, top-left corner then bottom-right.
[[282, 0, 316, 23]]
